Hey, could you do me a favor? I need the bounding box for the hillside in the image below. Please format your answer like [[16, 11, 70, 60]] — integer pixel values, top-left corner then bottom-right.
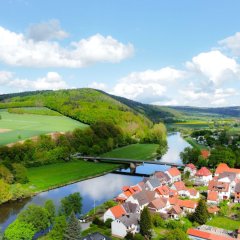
[[0, 89, 153, 137]]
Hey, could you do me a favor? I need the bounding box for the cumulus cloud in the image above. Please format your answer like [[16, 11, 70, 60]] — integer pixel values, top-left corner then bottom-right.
[[0, 26, 134, 68], [112, 67, 185, 101], [219, 32, 240, 56], [0, 71, 13, 84], [88, 81, 107, 91], [1, 72, 68, 91], [27, 19, 69, 41]]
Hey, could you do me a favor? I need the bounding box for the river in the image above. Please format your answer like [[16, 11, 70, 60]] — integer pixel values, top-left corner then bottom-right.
[[0, 132, 190, 231]]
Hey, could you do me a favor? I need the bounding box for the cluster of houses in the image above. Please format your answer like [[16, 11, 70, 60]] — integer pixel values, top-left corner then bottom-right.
[[102, 163, 240, 238]]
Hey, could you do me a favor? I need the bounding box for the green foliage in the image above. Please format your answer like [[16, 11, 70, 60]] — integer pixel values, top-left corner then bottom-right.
[[4, 219, 35, 240], [10, 183, 31, 200], [64, 212, 81, 240], [180, 147, 201, 165], [0, 165, 14, 184], [0, 179, 12, 204], [59, 192, 82, 216], [104, 218, 113, 228], [8, 107, 62, 116], [192, 199, 209, 225], [165, 229, 189, 240], [140, 207, 152, 239], [12, 163, 29, 183], [48, 216, 67, 240], [219, 200, 231, 216], [44, 200, 56, 224], [151, 214, 165, 228], [18, 204, 50, 232], [92, 216, 104, 227]]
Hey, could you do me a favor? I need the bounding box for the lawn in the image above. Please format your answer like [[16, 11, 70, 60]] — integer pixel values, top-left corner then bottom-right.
[[184, 137, 206, 150], [26, 161, 120, 192], [206, 216, 240, 231], [0, 109, 87, 145], [101, 143, 159, 160]]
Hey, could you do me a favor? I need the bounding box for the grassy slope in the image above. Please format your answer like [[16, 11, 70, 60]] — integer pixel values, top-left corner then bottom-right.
[[0, 109, 87, 145], [206, 216, 240, 231], [26, 161, 120, 192], [101, 143, 159, 160]]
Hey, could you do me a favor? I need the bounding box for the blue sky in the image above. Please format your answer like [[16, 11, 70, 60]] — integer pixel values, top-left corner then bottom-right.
[[0, 0, 240, 106]]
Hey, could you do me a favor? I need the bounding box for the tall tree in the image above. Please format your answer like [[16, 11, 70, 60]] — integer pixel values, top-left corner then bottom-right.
[[49, 216, 67, 240], [44, 200, 56, 224], [140, 207, 152, 239], [192, 199, 209, 225], [64, 212, 81, 240]]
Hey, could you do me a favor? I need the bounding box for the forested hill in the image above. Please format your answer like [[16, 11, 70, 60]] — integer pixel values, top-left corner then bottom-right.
[[170, 106, 240, 118], [0, 89, 153, 137]]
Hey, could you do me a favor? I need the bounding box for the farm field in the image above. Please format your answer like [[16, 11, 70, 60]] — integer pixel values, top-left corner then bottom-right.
[[26, 161, 120, 192], [0, 109, 87, 146], [101, 143, 159, 160]]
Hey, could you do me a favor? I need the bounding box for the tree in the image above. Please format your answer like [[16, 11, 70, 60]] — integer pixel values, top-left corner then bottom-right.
[[59, 192, 82, 216], [64, 212, 81, 240], [4, 219, 35, 240], [192, 199, 209, 224], [140, 207, 152, 239], [48, 216, 67, 240], [0, 165, 14, 184], [151, 213, 165, 227], [0, 179, 12, 204], [44, 200, 56, 224], [18, 204, 50, 232], [180, 147, 201, 165], [165, 229, 189, 240], [12, 163, 29, 183]]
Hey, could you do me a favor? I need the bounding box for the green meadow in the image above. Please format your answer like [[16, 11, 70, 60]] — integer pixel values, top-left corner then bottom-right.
[[101, 143, 159, 160], [0, 108, 87, 146]]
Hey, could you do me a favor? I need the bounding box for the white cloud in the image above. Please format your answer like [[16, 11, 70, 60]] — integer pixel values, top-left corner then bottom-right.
[[219, 32, 240, 56], [1, 72, 68, 91], [0, 26, 134, 68], [27, 19, 69, 41], [112, 67, 185, 100], [0, 71, 13, 84], [186, 50, 239, 85], [88, 82, 107, 91]]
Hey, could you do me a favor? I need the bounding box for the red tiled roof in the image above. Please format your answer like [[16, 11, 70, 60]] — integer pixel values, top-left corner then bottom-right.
[[207, 191, 218, 201], [173, 181, 186, 191], [178, 199, 197, 209], [208, 180, 229, 193], [167, 167, 181, 177], [215, 163, 240, 175], [110, 205, 126, 218], [201, 149, 210, 159], [207, 206, 220, 214], [169, 196, 179, 205], [196, 167, 212, 176], [148, 198, 168, 210], [187, 228, 235, 240], [186, 163, 196, 170], [188, 188, 198, 196], [155, 185, 170, 196]]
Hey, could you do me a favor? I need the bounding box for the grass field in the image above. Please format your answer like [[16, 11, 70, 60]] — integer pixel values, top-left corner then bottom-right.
[[26, 161, 120, 192], [206, 216, 240, 231], [0, 109, 87, 145], [101, 143, 159, 160]]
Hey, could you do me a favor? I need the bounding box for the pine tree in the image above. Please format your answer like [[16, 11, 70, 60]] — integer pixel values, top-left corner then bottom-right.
[[64, 212, 81, 240], [192, 199, 209, 224], [140, 207, 152, 239]]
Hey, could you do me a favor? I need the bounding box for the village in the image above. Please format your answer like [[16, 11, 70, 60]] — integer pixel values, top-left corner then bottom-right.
[[101, 162, 240, 239]]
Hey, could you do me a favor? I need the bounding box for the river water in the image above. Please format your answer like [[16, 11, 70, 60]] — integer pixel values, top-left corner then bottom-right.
[[0, 132, 190, 231]]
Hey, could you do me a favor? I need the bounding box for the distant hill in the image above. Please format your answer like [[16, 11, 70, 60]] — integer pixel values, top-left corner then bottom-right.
[[170, 106, 240, 118]]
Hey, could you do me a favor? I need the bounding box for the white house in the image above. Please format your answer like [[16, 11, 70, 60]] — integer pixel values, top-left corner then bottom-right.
[[147, 197, 170, 214], [208, 180, 231, 201], [234, 182, 240, 203], [111, 213, 140, 238], [195, 167, 212, 186], [165, 167, 181, 183], [145, 178, 161, 191], [171, 181, 190, 197], [207, 191, 219, 205], [184, 164, 197, 177], [104, 205, 126, 222], [217, 172, 237, 194]]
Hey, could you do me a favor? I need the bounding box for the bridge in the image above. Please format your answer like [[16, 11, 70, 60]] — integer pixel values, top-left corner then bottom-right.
[[72, 154, 185, 173]]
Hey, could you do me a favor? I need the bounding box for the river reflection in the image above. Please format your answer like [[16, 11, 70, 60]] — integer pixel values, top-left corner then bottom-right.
[[0, 132, 189, 231]]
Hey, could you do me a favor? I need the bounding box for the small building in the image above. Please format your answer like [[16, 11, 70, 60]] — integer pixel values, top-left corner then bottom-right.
[[111, 213, 140, 238], [207, 206, 220, 215], [155, 185, 171, 198], [184, 163, 197, 177], [188, 188, 200, 199], [178, 199, 197, 213], [171, 181, 189, 197], [207, 191, 219, 205], [208, 180, 231, 201], [81, 232, 112, 240], [145, 178, 161, 191], [234, 182, 240, 203], [167, 205, 183, 219], [215, 163, 240, 179], [217, 172, 238, 193], [104, 205, 126, 222], [165, 167, 181, 183], [147, 197, 170, 214], [153, 171, 171, 185], [195, 167, 212, 185]]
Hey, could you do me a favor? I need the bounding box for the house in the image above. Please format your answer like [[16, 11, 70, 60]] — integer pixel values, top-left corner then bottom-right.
[[126, 190, 158, 210], [208, 180, 231, 200], [201, 149, 210, 159], [217, 172, 237, 193], [184, 164, 197, 177], [145, 178, 161, 191], [147, 197, 170, 214], [153, 171, 171, 185], [207, 206, 220, 215], [122, 202, 140, 215], [215, 163, 240, 179], [165, 167, 181, 183], [167, 205, 183, 219], [155, 185, 171, 198], [234, 182, 240, 203], [187, 225, 235, 240], [188, 188, 200, 199], [81, 232, 112, 240], [111, 213, 140, 238], [178, 199, 197, 213], [104, 205, 126, 222], [195, 167, 212, 185], [171, 181, 189, 197], [115, 185, 142, 203], [207, 191, 219, 205]]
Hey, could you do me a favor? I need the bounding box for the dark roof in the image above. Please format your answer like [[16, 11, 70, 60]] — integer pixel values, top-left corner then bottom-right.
[[81, 232, 112, 240], [235, 182, 240, 192], [154, 171, 171, 182], [218, 171, 237, 182], [118, 213, 139, 227], [147, 178, 161, 188], [122, 202, 139, 214], [133, 190, 156, 206]]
